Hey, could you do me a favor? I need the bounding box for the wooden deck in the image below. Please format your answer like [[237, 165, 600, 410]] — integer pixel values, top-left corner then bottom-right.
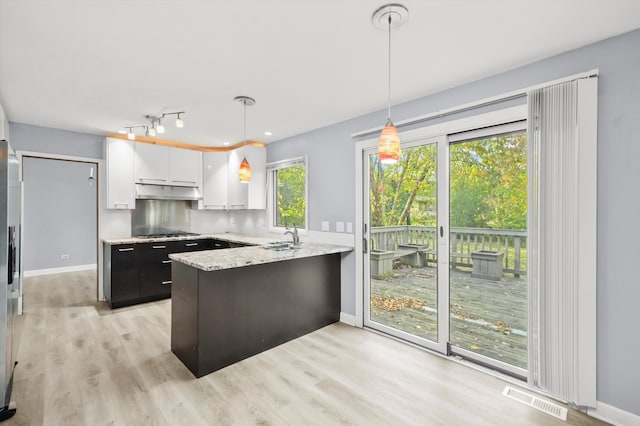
[[370, 265, 527, 369]]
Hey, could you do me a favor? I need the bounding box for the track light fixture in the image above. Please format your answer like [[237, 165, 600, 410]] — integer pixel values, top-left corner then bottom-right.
[[128, 111, 187, 139], [124, 125, 147, 141], [175, 112, 184, 128]]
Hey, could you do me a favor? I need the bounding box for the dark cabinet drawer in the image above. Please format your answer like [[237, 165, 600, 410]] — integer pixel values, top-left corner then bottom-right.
[[139, 243, 173, 298], [170, 239, 213, 253]]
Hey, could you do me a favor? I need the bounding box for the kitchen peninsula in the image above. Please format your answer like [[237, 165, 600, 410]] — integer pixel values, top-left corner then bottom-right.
[[169, 234, 351, 378]]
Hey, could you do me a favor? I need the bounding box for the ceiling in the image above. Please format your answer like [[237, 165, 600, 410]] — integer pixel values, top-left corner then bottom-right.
[[1, 0, 640, 147]]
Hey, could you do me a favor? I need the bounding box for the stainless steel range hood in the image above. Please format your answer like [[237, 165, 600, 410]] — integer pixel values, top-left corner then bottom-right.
[[135, 183, 202, 201]]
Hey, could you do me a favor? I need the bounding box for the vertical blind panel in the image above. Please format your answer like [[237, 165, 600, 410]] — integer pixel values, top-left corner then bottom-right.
[[527, 79, 597, 407]]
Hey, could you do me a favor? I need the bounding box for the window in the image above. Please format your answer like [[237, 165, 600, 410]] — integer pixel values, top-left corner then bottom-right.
[[267, 157, 307, 229]]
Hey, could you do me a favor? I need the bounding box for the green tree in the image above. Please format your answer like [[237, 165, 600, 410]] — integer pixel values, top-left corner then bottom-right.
[[369, 131, 527, 230], [276, 165, 306, 227]]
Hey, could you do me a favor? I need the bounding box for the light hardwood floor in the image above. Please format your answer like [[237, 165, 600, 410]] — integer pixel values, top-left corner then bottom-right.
[[5, 270, 606, 425]]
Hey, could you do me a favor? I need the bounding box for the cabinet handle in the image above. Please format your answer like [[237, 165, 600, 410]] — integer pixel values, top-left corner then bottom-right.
[[173, 180, 197, 184], [162, 260, 172, 264], [185, 243, 198, 247], [152, 245, 166, 249], [139, 178, 167, 182], [114, 203, 129, 209], [118, 247, 134, 252], [161, 280, 172, 285], [204, 204, 226, 209], [231, 204, 246, 209]]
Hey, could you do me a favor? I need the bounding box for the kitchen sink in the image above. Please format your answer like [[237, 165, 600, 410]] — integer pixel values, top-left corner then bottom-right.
[[263, 241, 297, 251]]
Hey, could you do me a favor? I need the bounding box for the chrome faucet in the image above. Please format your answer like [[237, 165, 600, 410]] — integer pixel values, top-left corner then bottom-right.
[[284, 225, 300, 248]]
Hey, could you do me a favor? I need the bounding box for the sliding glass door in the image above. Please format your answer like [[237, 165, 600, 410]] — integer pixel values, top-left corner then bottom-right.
[[363, 137, 447, 353], [363, 123, 528, 376], [447, 127, 528, 377]]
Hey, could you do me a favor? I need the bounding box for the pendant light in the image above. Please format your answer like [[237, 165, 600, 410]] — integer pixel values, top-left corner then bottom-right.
[[234, 95, 255, 183], [372, 4, 408, 164]]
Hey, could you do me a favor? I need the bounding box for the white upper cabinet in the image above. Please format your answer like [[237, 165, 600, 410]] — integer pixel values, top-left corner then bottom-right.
[[135, 143, 169, 184], [135, 143, 201, 187], [201, 151, 228, 210], [0, 103, 9, 141], [169, 148, 201, 187], [105, 137, 136, 209], [227, 145, 266, 210]]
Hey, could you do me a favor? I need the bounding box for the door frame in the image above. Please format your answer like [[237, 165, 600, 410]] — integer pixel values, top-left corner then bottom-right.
[[354, 105, 527, 353], [17, 151, 103, 306]]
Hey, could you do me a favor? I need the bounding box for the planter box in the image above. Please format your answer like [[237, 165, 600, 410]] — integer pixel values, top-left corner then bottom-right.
[[370, 250, 394, 278], [471, 250, 504, 281]]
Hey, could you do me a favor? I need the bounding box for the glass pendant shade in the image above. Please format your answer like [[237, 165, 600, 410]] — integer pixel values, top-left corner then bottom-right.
[[378, 119, 401, 164], [239, 157, 251, 183]]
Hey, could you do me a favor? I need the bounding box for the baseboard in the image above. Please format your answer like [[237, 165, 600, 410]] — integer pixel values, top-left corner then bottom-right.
[[24, 264, 97, 277], [339, 312, 357, 326], [587, 401, 640, 426]]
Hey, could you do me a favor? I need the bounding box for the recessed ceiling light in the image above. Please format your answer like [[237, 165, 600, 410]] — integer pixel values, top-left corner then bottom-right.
[[223, 142, 230, 146], [117, 129, 126, 134], [264, 131, 272, 136]]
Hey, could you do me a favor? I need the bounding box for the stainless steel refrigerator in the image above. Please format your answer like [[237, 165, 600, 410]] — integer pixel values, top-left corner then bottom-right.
[[0, 139, 20, 420]]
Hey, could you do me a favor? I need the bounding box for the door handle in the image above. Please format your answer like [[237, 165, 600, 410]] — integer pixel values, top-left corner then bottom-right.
[[363, 238, 368, 254], [185, 243, 198, 247], [161, 280, 172, 285], [162, 260, 171, 264], [440, 226, 444, 237], [152, 245, 166, 249]]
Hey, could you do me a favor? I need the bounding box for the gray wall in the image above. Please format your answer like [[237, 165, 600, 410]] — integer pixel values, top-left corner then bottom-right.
[[267, 28, 640, 415], [22, 157, 97, 271], [10, 122, 103, 159]]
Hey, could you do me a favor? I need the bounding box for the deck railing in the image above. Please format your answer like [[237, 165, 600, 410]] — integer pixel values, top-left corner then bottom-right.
[[370, 226, 527, 276]]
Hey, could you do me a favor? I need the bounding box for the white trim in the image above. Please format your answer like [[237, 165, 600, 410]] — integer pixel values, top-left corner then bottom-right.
[[266, 156, 306, 170], [24, 263, 96, 277], [354, 141, 365, 328], [339, 312, 357, 326], [587, 401, 640, 426], [266, 156, 308, 232], [351, 69, 599, 139], [17, 150, 103, 300], [16, 150, 99, 165]]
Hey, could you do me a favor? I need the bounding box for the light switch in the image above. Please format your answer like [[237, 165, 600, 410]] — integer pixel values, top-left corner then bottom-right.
[[346, 222, 353, 233], [321, 221, 330, 231], [336, 222, 345, 233]]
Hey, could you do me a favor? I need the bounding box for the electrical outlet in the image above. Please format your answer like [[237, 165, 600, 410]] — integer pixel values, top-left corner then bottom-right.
[[321, 221, 330, 232], [346, 222, 353, 233], [336, 222, 345, 233], [60, 254, 70, 260]]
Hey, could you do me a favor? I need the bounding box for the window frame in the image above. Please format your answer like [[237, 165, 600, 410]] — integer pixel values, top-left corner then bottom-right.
[[266, 156, 308, 232]]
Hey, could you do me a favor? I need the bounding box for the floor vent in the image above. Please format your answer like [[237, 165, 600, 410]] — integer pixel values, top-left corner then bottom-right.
[[502, 386, 568, 421]]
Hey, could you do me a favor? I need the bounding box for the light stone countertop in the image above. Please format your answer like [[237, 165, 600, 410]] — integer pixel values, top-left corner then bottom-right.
[[169, 241, 351, 272], [103, 232, 352, 271]]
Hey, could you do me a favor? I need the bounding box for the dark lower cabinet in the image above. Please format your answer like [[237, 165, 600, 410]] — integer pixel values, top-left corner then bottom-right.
[[107, 244, 139, 307], [105, 238, 239, 308]]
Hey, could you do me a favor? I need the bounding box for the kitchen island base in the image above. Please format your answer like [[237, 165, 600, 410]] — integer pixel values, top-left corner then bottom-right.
[[171, 253, 341, 378]]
